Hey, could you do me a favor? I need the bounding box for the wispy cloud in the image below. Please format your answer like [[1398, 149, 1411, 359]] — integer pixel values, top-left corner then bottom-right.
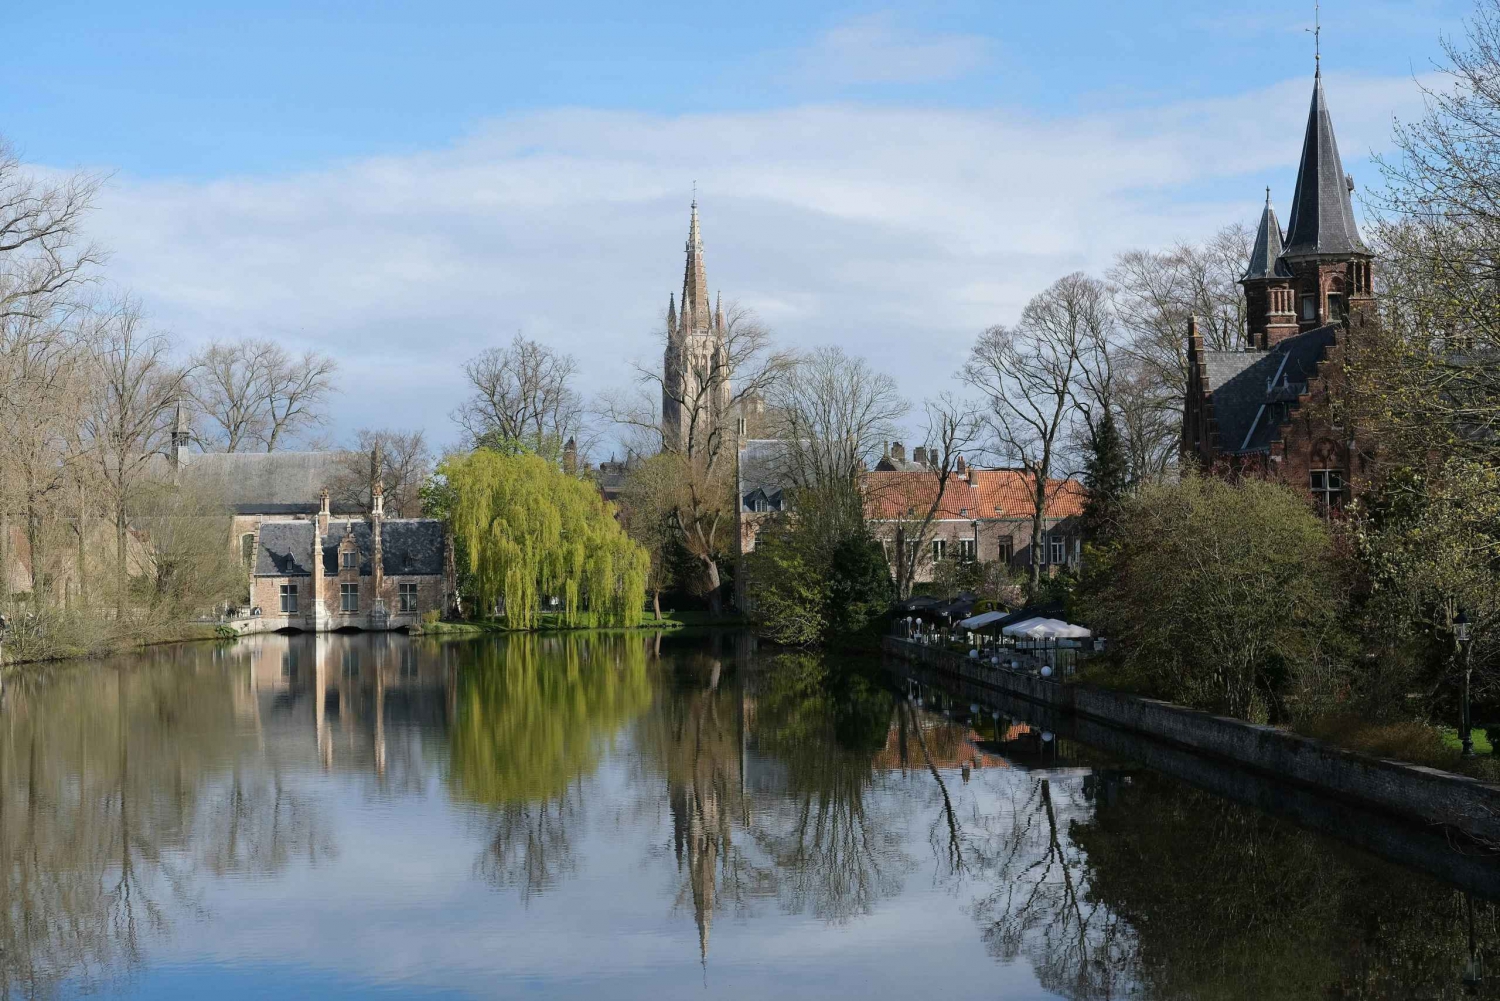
[[80, 71, 1432, 449], [796, 13, 990, 86]]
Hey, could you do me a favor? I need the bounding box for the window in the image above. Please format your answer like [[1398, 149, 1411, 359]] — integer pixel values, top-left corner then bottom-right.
[[931, 538, 947, 562], [1301, 294, 1316, 320], [1310, 469, 1343, 513], [957, 538, 977, 561], [399, 582, 419, 613], [340, 582, 359, 613], [998, 539, 1014, 564], [342, 549, 357, 569], [1327, 294, 1345, 321], [279, 584, 298, 614], [1050, 536, 1066, 565]]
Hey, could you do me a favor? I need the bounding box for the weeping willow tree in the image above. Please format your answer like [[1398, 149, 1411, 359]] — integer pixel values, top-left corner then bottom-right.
[[440, 449, 649, 627]]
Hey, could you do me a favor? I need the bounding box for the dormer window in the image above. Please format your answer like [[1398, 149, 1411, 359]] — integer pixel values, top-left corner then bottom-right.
[[341, 550, 357, 569]]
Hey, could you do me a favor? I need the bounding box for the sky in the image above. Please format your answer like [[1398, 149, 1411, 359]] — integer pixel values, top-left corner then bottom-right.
[[1, 0, 1473, 453]]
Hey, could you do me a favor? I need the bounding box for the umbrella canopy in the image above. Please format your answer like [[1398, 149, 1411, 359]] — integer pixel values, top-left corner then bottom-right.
[[958, 610, 1008, 630], [1003, 617, 1091, 640]]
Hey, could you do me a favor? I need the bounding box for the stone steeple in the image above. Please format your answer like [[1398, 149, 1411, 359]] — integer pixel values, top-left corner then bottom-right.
[[680, 200, 710, 334], [662, 199, 733, 451]]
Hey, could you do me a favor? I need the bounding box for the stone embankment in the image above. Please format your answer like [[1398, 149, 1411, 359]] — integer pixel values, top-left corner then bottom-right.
[[885, 635, 1500, 845]]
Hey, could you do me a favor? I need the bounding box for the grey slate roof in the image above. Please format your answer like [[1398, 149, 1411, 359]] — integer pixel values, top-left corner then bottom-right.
[[1282, 73, 1369, 259], [738, 439, 789, 512], [254, 519, 446, 577], [1242, 193, 1295, 281], [168, 451, 362, 515], [1203, 325, 1338, 455]]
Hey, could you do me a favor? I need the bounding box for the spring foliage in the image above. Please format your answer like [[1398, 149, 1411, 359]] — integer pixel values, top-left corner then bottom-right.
[[439, 449, 649, 628]]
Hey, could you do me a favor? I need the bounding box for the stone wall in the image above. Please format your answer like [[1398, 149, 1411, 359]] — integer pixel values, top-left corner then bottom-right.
[[885, 635, 1500, 844]]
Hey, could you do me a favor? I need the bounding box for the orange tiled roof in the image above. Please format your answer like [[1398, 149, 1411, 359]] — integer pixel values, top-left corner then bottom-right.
[[864, 467, 1085, 521]]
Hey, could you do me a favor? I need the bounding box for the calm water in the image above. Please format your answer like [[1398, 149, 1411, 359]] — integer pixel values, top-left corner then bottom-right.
[[2, 631, 1498, 1000]]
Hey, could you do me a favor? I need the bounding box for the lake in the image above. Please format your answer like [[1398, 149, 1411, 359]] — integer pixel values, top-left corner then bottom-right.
[[1, 630, 1497, 999]]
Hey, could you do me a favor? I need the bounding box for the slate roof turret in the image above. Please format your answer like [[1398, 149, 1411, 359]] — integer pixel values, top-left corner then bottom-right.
[[1243, 188, 1295, 281], [1281, 70, 1369, 260]]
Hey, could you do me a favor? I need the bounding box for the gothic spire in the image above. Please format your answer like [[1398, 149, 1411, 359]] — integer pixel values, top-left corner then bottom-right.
[[1243, 188, 1293, 281], [681, 200, 710, 333], [1281, 72, 1368, 259], [667, 292, 678, 338]]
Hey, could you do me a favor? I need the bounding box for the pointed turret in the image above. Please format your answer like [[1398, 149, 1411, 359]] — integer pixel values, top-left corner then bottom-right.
[[714, 291, 724, 332], [1281, 71, 1368, 260], [1244, 188, 1293, 281], [667, 292, 678, 339], [170, 398, 191, 470]]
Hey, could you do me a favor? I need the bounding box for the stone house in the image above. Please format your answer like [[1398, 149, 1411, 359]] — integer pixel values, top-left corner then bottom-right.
[[1183, 68, 1374, 510], [250, 485, 448, 631]]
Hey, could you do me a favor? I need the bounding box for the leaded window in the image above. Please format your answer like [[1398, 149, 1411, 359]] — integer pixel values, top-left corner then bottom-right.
[[340, 582, 359, 613], [399, 582, 419, 613], [279, 584, 298, 614]]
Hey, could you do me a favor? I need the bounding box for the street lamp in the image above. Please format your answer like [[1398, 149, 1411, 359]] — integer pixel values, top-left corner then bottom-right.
[[1456, 610, 1475, 758]]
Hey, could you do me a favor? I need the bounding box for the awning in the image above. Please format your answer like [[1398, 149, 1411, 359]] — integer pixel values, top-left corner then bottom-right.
[[1003, 617, 1091, 640], [957, 610, 1008, 630]]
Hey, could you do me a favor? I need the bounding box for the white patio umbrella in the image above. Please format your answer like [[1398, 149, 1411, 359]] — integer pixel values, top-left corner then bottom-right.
[[958, 610, 1007, 630]]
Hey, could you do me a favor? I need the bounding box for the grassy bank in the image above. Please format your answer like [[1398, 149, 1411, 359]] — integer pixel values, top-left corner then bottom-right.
[[0, 622, 231, 671], [417, 610, 743, 635]]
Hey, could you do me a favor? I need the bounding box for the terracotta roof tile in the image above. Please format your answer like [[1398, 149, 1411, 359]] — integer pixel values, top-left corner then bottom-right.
[[864, 468, 1085, 520]]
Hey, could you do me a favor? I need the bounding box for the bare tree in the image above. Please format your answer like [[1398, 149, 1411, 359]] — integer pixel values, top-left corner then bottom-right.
[[78, 299, 188, 616], [963, 273, 1101, 590], [453, 333, 586, 460], [0, 314, 85, 604], [766, 345, 908, 552], [1107, 224, 1252, 480], [0, 138, 104, 325], [188, 337, 336, 452], [602, 303, 791, 614], [329, 428, 433, 517], [879, 395, 982, 600]]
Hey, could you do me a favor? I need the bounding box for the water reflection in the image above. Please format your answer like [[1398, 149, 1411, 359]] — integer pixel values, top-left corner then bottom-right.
[[0, 633, 1496, 998]]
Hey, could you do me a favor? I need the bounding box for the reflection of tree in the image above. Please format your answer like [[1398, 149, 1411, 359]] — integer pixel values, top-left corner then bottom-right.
[[448, 634, 651, 902], [960, 761, 1500, 1000], [0, 656, 329, 998], [749, 657, 910, 925]]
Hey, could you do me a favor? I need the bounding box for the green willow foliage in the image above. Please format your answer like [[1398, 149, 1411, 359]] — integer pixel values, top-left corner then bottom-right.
[[447, 635, 652, 806], [441, 449, 649, 627]]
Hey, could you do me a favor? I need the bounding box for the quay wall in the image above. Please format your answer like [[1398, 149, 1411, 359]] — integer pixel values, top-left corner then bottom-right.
[[884, 635, 1500, 844]]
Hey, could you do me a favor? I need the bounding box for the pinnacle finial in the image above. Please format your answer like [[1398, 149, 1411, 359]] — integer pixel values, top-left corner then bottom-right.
[[1266, 186, 1272, 206], [1308, 0, 1320, 75]]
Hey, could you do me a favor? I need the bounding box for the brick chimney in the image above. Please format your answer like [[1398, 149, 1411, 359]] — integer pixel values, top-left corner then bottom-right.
[[913, 446, 927, 466], [563, 437, 578, 475], [891, 441, 906, 463]]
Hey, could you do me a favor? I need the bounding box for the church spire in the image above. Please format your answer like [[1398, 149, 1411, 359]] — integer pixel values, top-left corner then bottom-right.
[[1281, 72, 1368, 260], [681, 199, 710, 333], [667, 292, 678, 338]]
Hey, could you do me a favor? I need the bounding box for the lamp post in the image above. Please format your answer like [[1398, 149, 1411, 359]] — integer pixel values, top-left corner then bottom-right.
[[1456, 609, 1475, 758]]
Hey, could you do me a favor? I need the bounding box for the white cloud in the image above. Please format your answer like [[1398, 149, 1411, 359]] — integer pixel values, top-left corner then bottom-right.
[[82, 70, 1433, 451], [796, 13, 990, 85]]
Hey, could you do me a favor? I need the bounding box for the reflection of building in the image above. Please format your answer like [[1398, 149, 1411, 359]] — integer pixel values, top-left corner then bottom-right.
[[234, 633, 456, 777]]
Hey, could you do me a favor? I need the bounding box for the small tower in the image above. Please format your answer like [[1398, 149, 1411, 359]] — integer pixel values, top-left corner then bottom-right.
[[1240, 189, 1298, 348], [169, 400, 192, 470]]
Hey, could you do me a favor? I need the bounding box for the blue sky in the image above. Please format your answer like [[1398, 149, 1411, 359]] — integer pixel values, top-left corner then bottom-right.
[[1, 0, 1471, 448]]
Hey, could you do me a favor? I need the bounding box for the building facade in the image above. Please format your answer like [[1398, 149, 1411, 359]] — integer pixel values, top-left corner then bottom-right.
[[1183, 67, 1374, 511]]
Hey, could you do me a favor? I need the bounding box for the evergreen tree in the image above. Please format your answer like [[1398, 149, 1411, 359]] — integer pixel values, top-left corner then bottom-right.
[[1081, 409, 1130, 543]]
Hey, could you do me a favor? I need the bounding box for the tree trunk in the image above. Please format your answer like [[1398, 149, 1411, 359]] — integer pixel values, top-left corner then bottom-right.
[[116, 497, 128, 620], [703, 557, 722, 617], [76, 485, 87, 608], [25, 497, 45, 605], [653, 589, 662, 621]]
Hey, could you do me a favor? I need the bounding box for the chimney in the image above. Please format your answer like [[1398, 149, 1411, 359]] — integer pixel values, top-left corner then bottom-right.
[[967, 463, 978, 486], [956, 455, 966, 474], [170, 400, 191, 472], [318, 487, 330, 535], [913, 446, 927, 466], [563, 437, 578, 475], [891, 441, 906, 463]]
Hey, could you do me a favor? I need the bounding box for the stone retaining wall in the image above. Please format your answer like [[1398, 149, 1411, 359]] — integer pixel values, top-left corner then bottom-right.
[[885, 635, 1500, 844]]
